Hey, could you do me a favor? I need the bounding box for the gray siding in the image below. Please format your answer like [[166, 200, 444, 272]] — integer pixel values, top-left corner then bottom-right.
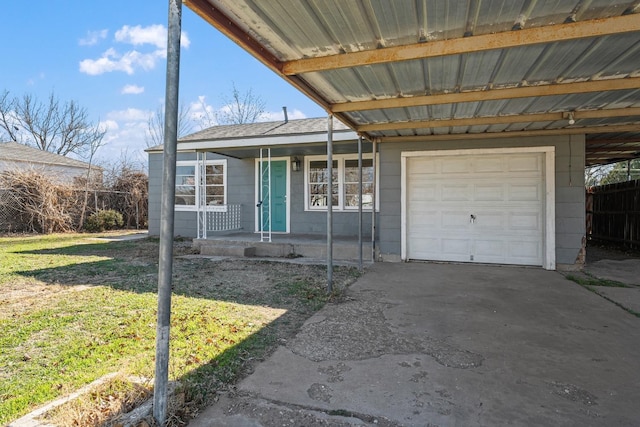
[[148, 151, 255, 237], [148, 151, 373, 238], [147, 152, 163, 236], [377, 135, 586, 266], [149, 135, 585, 268], [289, 162, 374, 237]]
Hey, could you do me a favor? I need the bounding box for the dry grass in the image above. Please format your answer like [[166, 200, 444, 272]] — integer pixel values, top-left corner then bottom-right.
[[0, 233, 361, 426], [40, 375, 153, 427]]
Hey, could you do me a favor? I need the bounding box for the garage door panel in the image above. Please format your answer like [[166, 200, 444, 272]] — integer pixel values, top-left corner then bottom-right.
[[509, 212, 541, 231], [509, 183, 542, 202], [442, 238, 471, 257], [509, 155, 542, 173], [474, 239, 506, 256], [407, 185, 440, 202], [409, 212, 438, 229], [441, 184, 472, 201], [475, 183, 505, 201], [473, 211, 506, 230], [441, 157, 469, 174], [473, 156, 504, 173], [509, 240, 541, 260], [442, 211, 472, 229], [410, 157, 439, 174], [406, 152, 544, 266]]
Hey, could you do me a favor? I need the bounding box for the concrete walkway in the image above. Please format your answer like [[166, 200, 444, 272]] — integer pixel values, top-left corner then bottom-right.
[[189, 263, 640, 426], [583, 248, 640, 316]]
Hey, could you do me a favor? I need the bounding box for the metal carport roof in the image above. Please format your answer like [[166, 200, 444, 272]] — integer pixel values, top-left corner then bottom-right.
[[184, 0, 640, 166]]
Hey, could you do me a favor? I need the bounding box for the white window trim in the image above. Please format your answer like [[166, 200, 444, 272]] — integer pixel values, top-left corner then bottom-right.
[[304, 153, 379, 212], [175, 159, 227, 211]]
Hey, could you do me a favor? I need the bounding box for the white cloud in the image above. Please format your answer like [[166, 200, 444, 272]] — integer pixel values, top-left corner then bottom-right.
[[121, 84, 145, 95], [262, 108, 307, 122], [115, 24, 165, 48], [79, 24, 190, 76], [79, 47, 165, 75], [79, 29, 108, 46], [99, 119, 119, 132], [189, 96, 217, 128], [95, 111, 151, 164], [115, 24, 191, 49], [107, 108, 152, 122]]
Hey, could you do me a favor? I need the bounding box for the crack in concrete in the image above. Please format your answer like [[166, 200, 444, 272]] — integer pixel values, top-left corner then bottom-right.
[[289, 300, 484, 368]]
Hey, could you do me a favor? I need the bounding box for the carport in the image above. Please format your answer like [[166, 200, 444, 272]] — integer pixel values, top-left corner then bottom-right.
[[154, 0, 640, 422], [176, 0, 640, 269]]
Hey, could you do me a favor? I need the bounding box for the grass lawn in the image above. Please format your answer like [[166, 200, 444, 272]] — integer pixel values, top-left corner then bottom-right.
[[0, 232, 360, 425]]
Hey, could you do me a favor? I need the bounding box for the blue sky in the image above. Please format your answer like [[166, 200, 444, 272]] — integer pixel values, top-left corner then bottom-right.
[[1, 1, 325, 164]]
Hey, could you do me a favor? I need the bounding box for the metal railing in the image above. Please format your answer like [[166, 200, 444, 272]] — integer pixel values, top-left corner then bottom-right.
[[203, 204, 242, 237]]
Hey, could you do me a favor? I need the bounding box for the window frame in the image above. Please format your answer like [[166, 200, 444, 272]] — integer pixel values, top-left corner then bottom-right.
[[304, 153, 378, 212], [174, 159, 227, 211]]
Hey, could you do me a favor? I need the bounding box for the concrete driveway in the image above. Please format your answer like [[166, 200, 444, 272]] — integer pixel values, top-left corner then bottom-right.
[[189, 262, 640, 426]]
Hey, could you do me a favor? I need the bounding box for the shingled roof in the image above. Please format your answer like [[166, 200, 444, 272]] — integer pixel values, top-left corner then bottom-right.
[[179, 117, 350, 143], [0, 141, 98, 169]]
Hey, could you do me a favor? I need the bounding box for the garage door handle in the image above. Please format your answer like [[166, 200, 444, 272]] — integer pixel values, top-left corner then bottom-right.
[[470, 214, 476, 223]]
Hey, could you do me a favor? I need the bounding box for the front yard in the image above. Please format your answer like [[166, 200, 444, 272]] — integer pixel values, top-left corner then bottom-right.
[[0, 233, 360, 425]]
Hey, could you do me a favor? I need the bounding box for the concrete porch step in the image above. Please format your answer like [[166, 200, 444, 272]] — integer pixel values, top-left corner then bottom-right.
[[199, 244, 256, 257], [193, 237, 372, 261]]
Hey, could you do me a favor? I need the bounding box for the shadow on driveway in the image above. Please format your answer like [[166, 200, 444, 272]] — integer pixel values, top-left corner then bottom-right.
[[190, 262, 640, 427]]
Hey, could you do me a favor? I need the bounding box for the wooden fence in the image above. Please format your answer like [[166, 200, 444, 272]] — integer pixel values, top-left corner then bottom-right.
[[587, 179, 640, 249]]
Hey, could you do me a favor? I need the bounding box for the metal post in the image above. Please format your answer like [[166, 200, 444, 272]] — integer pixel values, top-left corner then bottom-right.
[[327, 115, 334, 293], [268, 148, 272, 242], [154, 0, 181, 424], [357, 136, 363, 272], [259, 149, 263, 242], [371, 140, 377, 262]]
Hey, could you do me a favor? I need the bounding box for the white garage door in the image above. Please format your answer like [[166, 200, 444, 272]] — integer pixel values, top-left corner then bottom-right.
[[406, 152, 544, 266]]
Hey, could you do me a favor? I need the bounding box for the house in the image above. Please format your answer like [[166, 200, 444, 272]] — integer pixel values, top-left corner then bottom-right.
[[0, 141, 102, 184], [147, 117, 374, 240], [149, 0, 640, 271]]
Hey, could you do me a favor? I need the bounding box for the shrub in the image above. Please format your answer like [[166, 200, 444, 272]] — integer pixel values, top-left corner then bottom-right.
[[85, 210, 124, 232]]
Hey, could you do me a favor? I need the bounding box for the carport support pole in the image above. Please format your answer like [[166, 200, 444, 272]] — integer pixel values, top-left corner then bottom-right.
[[371, 140, 377, 262], [358, 136, 363, 271], [154, 0, 182, 424], [327, 115, 334, 293]]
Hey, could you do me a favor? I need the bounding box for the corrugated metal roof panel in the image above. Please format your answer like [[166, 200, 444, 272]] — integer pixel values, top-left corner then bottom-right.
[[191, 0, 640, 165]]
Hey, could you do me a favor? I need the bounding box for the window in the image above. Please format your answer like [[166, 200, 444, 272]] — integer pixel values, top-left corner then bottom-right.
[[175, 160, 226, 210], [305, 154, 376, 211]]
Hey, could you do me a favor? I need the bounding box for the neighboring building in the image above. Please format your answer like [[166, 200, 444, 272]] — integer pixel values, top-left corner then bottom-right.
[[0, 141, 102, 184], [147, 117, 584, 270]]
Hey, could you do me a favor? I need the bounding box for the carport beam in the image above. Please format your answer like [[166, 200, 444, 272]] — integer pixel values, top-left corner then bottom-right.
[[154, 0, 181, 424]]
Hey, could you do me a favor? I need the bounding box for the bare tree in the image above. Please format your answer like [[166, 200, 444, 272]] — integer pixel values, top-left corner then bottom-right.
[[0, 90, 106, 158], [77, 133, 107, 231], [199, 83, 267, 128], [0, 90, 19, 142], [145, 102, 193, 148]]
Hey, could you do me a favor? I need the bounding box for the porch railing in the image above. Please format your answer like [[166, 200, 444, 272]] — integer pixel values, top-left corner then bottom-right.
[[199, 204, 242, 238]]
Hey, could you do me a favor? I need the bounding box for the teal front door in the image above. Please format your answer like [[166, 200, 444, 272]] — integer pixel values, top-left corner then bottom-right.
[[259, 160, 287, 232]]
